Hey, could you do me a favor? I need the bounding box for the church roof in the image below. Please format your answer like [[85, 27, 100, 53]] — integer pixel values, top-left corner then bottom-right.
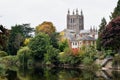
[[77, 35, 95, 41], [80, 30, 90, 34]]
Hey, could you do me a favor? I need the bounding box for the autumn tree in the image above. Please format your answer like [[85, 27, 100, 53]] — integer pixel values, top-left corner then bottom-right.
[[36, 21, 59, 49], [110, 0, 120, 19], [96, 17, 107, 50], [101, 16, 120, 53], [36, 21, 56, 35]]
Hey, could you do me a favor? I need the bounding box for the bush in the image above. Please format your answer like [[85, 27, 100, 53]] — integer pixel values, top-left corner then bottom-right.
[[17, 47, 31, 66], [82, 57, 93, 65], [44, 46, 60, 65], [0, 51, 8, 57], [112, 54, 120, 68], [1, 56, 18, 65], [58, 52, 81, 66]]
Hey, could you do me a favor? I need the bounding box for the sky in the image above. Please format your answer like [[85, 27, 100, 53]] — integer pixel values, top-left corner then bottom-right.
[[0, 0, 118, 32]]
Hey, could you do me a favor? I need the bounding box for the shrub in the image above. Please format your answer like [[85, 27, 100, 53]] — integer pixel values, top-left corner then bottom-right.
[[0, 51, 8, 57], [17, 46, 31, 66], [1, 56, 18, 65]]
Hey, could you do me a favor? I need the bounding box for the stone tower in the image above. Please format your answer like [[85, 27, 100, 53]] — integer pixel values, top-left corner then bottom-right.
[[67, 9, 84, 34]]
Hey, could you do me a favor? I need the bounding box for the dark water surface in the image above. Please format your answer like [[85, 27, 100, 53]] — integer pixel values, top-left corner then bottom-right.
[[0, 66, 120, 80]]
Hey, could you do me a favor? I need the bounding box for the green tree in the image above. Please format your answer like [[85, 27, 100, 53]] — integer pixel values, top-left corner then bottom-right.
[[58, 47, 81, 66], [7, 24, 34, 55], [58, 40, 69, 52], [101, 16, 120, 53], [110, 0, 120, 19], [17, 47, 31, 66], [82, 46, 97, 64], [96, 17, 107, 50], [28, 32, 51, 62], [50, 32, 59, 49], [44, 46, 60, 65]]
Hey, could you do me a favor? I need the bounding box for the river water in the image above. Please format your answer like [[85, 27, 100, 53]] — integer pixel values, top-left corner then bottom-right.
[[0, 66, 120, 80]]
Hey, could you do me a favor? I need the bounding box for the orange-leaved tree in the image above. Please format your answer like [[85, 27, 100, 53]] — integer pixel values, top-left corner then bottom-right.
[[36, 21, 56, 35]]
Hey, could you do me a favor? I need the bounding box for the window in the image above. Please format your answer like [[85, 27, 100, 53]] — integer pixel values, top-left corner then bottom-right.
[[71, 18, 72, 23], [75, 42, 77, 45], [73, 18, 74, 23]]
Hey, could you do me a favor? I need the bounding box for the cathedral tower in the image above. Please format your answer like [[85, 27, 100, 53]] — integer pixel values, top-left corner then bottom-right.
[[67, 9, 84, 34]]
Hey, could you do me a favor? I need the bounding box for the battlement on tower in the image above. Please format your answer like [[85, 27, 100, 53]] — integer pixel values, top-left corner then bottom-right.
[[67, 9, 84, 34]]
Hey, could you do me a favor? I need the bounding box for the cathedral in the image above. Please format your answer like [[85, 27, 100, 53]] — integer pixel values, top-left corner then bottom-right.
[[60, 9, 98, 50], [67, 9, 84, 34]]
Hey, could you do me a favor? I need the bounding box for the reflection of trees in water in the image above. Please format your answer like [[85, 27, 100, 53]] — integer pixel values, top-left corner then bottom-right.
[[112, 71, 120, 80], [6, 70, 20, 80], [1, 66, 120, 80]]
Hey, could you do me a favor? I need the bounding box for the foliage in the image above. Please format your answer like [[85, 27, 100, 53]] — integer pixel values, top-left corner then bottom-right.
[[28, 32, 51, 62], [36, 21, 56, 35], [81, 46, 97, 65], [1, 56, 18, 66], [82, 57, 93, 65], [7, 24, 34, 55], [112, 54, 120, 68], [0, 25, 9, 51], [0, 51, 8, 57], [97, 17, 107, 50], [101, 17, 120, 52], [110, 0, 120, 19], [98, 17, 107, 34], [44, 46, 60, 65], [24, 38, 31, 46], [49, 32, 59, 49], [58, 39, 69, 52], [17, 47, 31, 66], [58, 47, 81, 66]]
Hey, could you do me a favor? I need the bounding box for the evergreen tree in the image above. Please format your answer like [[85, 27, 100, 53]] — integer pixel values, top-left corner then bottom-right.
[[110, 0, 120, 19], [96, 17, 107, 50]]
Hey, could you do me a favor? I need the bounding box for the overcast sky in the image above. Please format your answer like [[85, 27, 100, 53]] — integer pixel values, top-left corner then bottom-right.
[[0, 0, 118, 31]]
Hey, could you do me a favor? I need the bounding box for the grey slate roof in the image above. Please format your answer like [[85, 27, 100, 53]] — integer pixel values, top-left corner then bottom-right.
[[77, 35, 95, 41]]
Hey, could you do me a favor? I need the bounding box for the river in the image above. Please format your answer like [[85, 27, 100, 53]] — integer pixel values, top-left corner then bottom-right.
[[0, 66, 120, 80]]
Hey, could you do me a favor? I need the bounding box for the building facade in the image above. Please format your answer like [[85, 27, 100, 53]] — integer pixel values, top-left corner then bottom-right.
[[67, 9, 84, 34]]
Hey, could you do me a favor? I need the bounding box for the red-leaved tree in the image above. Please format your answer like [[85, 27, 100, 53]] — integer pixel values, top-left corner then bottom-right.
[[101, 16, 120, 53]]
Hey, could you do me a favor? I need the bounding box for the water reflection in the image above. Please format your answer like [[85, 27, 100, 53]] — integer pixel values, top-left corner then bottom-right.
[[0, 66, 120, 80]]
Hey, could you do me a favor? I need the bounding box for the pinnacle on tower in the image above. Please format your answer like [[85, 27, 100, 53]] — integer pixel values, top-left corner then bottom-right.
[[76, 9, 78, 15], [73, 10, 75, 15], [68, 9, 70, 15], [90, 26, 92, 32], [81, 10, 83, 15]]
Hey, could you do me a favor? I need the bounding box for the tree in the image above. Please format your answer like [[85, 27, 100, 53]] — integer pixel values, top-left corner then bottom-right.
[[17, 47, 31, 66], [44, 46, 60, 65], [110, 0, 120, 19], [28, 32, 51, 62], [0, 25, 9, 51], [96, 17, 107, 50], [50, 32, 59, 49], [7, 24, 34, 55], [101, 16, 120, 53], [58, 39, 69, 52], [36, 21, 56, 35]]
